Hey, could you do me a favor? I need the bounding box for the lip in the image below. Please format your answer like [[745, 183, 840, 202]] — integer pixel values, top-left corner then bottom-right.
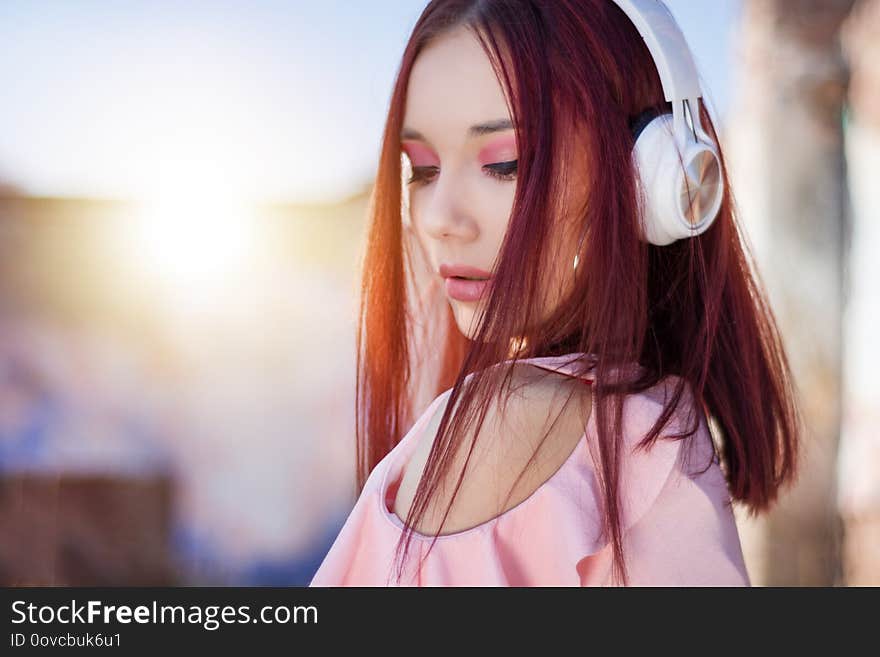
[[439, 263, 492, 279], [439, 263, 493, 302]]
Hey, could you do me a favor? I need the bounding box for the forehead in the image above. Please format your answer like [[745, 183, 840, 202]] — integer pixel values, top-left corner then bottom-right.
[[404, 26, 512, 142]]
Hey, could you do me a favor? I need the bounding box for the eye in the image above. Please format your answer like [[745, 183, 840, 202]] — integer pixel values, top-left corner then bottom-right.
[[484, 160, 518, 181], [407, 166, 438, 187]]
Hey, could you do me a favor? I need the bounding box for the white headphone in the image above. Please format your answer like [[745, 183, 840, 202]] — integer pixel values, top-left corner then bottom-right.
[[400, 0, 724, 250], [612, 0, 724, 246]]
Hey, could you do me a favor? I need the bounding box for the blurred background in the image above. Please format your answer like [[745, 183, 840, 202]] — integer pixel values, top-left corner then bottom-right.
[[0, 0, 876, 586]]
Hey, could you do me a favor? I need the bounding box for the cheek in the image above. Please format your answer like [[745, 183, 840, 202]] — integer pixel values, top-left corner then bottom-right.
[[483, 183, 516, 245], [408, 175, 516, 242]]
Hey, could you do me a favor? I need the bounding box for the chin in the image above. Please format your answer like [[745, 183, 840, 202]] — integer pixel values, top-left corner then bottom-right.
[[449, 301, 482, 340]]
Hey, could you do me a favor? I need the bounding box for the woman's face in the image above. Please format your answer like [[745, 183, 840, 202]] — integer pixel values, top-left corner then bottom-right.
[[402, 26, 587, 341]]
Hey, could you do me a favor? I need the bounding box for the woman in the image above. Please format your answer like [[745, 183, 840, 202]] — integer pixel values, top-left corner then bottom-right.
[[309, 0, 800, 586]]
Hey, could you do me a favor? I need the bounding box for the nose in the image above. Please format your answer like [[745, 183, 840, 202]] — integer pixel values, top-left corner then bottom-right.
[[413, 169, 479, 242]]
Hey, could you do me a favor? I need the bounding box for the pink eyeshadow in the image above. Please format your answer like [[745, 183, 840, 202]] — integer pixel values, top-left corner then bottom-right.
[[478, 134, 517, 163], [401, 141, 439, 167]]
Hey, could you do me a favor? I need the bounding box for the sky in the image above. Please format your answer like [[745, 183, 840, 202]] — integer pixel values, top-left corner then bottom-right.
[[0, 0, 742, 204]]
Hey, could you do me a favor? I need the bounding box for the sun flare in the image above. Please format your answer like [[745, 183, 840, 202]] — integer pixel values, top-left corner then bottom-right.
[[108, 191, 264, 311]]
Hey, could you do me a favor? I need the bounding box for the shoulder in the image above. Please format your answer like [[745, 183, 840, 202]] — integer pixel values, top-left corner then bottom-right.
[[393, 361, 593, 535], [615, 377, 749, 585], [625, 373, 700, 434], [573, 373, 721, 532], [616, 373, 715, 472]]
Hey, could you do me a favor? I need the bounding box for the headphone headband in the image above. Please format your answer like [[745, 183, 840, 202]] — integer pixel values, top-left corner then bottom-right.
[[610, 0, 701, 104], [612, 0, 714, 151]]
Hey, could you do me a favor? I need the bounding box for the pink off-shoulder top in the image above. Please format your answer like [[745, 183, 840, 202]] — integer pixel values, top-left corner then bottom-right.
[[309, 353, 751, 587]]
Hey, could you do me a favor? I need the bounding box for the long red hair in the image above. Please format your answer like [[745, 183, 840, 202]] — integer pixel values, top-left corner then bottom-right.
[[355, 0, 801, 586]]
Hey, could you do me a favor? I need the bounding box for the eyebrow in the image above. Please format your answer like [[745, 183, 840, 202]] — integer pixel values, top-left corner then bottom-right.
[[401, 118, 513, 141]]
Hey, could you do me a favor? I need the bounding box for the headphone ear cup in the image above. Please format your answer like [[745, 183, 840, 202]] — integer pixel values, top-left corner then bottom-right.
[[632, 112, 724, 245]]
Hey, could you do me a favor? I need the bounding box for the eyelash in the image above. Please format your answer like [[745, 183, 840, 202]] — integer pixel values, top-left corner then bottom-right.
[[406, 160, 518, 187]]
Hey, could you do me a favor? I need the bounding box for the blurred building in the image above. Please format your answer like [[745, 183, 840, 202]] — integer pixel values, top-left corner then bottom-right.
[[0, 189, 370, 585], [726, 0, 878, 585], [837, 0, 880, 586]]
